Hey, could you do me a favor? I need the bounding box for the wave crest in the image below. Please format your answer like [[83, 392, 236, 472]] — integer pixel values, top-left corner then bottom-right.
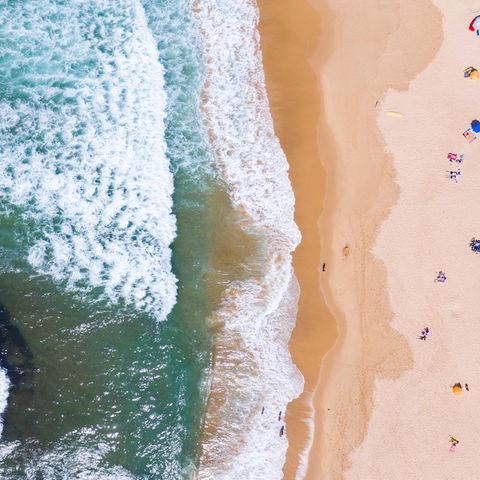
[[194, 0, 303, 477], [0, 0, 176, 320]]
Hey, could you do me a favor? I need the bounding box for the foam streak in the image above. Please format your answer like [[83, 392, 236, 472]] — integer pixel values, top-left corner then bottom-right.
[[0, 0, 177, 320]]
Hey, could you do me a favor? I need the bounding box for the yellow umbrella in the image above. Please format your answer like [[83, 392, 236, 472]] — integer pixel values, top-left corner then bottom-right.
[[471, 69, 480, 80], [452, 384, 463, 396]]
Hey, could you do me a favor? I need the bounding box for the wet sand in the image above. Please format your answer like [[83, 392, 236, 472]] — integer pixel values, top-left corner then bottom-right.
[[258, 0, 442, 478], [257, 1, 337, 478]]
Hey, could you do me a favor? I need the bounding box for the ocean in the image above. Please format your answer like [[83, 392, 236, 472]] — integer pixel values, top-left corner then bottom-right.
[[0, 0, 302, 478]]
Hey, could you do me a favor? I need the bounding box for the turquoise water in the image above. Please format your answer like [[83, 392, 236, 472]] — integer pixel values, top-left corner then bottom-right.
[[0, 0, 303, 478], [0, 0, 217, 477]]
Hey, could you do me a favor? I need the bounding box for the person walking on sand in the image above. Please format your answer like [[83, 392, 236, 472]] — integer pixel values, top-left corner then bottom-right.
[[279, 425, 285, 437], [278, 411, 282, 421]]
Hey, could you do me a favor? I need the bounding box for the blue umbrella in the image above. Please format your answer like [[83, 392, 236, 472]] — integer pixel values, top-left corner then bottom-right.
[[471, 120, 480, 133]]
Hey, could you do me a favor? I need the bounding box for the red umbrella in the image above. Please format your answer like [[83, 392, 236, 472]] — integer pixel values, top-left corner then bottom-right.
[[469, 16, 480, 31]]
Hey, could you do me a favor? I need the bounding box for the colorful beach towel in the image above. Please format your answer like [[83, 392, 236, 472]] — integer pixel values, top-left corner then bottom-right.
[[447, 153, 464, 163], [463, 129, 476, 143]]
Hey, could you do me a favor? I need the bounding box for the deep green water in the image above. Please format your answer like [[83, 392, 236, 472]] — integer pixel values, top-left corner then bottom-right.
[[0, 0, 219, 477]]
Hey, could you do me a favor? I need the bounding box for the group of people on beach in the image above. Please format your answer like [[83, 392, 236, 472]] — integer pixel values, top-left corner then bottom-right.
[[426, 262, 472, 448], [421, 272, 471, 449], [424, 26, 480, 448], [446, 150, 464, 181], [261, 407, 285, 437]]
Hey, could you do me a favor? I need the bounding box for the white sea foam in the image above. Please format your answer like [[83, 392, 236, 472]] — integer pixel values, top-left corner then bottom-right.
[[23, 436, 136, 480], [0, 368, 10, 438], [200, 277, 303, 480], [0, 0, 176, 321], [194, 0, 303, 477]]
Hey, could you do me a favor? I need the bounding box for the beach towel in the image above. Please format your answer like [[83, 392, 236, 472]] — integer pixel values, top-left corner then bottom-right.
[[463, 129, 476, 143]]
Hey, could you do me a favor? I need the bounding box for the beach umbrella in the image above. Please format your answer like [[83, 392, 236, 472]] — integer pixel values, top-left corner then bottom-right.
[[471, 120, 480, 133], [464, 66, 477, 78], [469, 15, 480, 35], [452, 383, 463, 396], [471, 70, 480, 80]]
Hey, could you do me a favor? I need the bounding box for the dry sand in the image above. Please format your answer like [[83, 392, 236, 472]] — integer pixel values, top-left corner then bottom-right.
[[346, 2, 480, 478]]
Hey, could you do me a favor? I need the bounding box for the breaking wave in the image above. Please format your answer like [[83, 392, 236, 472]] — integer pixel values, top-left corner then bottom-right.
[[194, 0, 303, 477], [0, 0, 176, 321]]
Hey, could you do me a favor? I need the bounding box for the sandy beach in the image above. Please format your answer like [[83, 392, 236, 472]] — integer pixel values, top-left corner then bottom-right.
[[305, 0, 443, 477], [346, 1, 480, 478], [259, 0, 450, 478]]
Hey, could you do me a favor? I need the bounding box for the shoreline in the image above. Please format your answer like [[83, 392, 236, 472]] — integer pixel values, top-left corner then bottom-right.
[[257, 1, 337, 478], [258, 0, 443, 478]]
